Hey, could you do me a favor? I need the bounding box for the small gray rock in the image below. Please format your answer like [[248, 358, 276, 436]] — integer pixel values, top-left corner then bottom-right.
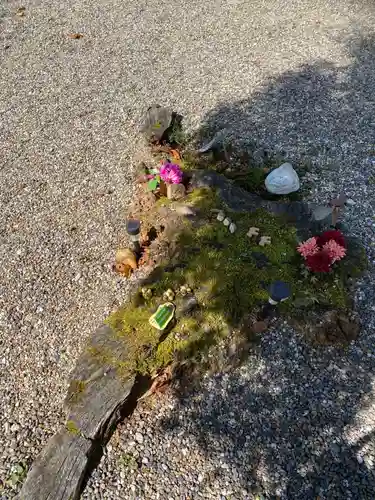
[[175, 205, 195, 217], [167, 183, 186, 201], [229, 223, 237, 233], [197, 129, 228, 154], [135, 432, 144, 444], [312, 205, 333, 221], [141, 105, 173, 143], [176, 295, 198, 318]]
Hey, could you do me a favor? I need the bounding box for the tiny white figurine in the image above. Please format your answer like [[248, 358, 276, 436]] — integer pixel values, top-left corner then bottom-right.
[[259, 236, 271, 246], [247, 227, 260, 238], [217, 211, 225, 221]]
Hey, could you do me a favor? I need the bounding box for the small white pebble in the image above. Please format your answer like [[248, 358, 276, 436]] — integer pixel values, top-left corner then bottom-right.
[[135, 432, 143, 444]]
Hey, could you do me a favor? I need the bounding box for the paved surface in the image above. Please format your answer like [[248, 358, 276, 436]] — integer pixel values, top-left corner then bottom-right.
[[1, 0, 375, 497]]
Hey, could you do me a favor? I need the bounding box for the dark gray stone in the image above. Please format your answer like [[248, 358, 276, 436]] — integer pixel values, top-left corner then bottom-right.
[[141, 105, 173, 143], [175, 295, 199, 318], [251, 252, 270, 269], [197, 129, 228, 154], [191, 170, 310, 228], [191, 170, 263, 213]]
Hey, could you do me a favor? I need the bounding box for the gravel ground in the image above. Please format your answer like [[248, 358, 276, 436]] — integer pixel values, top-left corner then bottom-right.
[[84, 318, 375, 499], [1, 0, 375, 497]]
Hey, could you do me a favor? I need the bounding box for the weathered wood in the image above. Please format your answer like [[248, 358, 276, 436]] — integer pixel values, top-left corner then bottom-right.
[[19, 325, 137, 500], [191, 169, 310, 226], [19, 429, 91, 500], [65, 325, 135, 439]]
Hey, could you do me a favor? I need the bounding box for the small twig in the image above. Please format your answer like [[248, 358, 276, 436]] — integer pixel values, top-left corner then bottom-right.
[[331, 207, 340, 226]]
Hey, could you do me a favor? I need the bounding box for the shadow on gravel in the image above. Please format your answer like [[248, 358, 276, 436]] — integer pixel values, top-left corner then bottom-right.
[[158, 34, 375, 498], [161, 332, 375, 498], [194, 33, 375, 172]]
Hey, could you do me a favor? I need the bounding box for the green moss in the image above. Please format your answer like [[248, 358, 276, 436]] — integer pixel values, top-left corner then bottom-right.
[[66, 420, 80, 436], [178, 154, 197, 171], [100, 186, 365, 379], [5, 462, 28, 488], [105, 306, 160, 376], [155, 196, 174, 208], [66, 379, 86, 404], [167, 121, 187, 146], [226, 167, 267, 193], [185, 186, 219, 213], [118, 452, 138, 469], [71, 379, 86, 395]]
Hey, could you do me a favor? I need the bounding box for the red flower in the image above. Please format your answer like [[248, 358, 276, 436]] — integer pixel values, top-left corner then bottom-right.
[[317, 230, 346, 248], [306, 251, 332, 273]]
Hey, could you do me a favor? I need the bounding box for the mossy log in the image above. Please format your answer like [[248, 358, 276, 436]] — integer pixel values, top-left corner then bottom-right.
[[19, 326, 136, 500]]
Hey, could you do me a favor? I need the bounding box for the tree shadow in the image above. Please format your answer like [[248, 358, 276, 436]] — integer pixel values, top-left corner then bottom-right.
[[195, 33, 375, 170], [157, 34, 375, 498], [160, 333, 375, 498]]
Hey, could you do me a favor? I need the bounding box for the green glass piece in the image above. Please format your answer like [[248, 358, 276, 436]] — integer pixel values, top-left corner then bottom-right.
[[149, 303, 175, 330], [147, 178, 158, 191]]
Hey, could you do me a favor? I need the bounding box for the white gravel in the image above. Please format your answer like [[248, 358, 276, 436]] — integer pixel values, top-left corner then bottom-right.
[[1, 0, 375, 496]]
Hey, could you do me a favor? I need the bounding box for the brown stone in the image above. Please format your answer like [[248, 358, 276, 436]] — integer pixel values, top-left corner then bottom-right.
[[167, 183, 186, 200], [115, 248, 137, 270], [252, 320, 269, 334], [337, 312, 360, 341], [307, 310, 360, 344]]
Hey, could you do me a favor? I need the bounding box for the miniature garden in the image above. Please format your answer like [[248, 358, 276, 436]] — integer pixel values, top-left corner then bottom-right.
[[100, 105, 367, 386], [19, 104, 370, 499]]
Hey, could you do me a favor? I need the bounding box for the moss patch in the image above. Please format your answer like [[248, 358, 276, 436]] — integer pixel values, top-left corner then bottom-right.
[[180, 149, 313, 202], [66, 420, 80, 436], [100, 186, 363, 379]]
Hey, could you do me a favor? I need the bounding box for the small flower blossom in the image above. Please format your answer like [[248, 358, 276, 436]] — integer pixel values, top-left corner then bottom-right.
[[297, 237, 319, 258], [297, 231, 347, 273], [159, 162, 183, 184], [306, 251, 332, 273], [322, 239, 346, 263], [317, 230, 346, 248]]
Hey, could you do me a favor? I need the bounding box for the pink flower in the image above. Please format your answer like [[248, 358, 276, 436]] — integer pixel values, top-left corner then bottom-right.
[[322, 239, 346, 263], [297, 237, 319, 258], [159, 162, 183, 184]]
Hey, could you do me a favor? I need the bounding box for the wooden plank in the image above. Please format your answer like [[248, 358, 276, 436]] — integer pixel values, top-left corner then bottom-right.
[[19, 429, 91, 500], [64, 325, 135, 439], [19, 325, 137, 499]]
